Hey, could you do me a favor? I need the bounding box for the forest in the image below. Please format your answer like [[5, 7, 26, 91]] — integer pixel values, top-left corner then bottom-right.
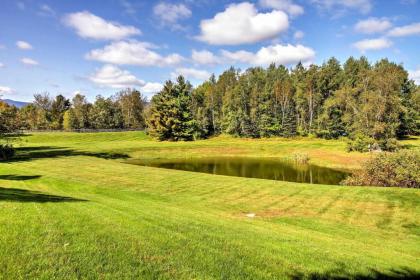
[[1, 56, 419, 152]]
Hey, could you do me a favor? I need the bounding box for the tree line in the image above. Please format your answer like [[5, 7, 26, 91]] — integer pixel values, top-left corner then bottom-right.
[[0, 89, 146, 132], [148, 57, 419, 151], [1, 56, 419, 151]]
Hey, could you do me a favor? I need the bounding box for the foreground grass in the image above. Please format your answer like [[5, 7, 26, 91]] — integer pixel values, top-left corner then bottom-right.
[[0, 132, 419, 279]]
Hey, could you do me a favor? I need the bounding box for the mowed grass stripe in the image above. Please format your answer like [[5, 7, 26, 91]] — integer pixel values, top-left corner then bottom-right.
[[0, 132, 419, 278], [2, 155, 419, 233]]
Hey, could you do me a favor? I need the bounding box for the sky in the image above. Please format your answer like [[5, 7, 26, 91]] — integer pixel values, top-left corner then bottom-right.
[[0, 0, 419, 102]]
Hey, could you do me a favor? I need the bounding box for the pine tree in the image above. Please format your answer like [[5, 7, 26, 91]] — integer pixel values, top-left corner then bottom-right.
[[147, 76, 198, 141]]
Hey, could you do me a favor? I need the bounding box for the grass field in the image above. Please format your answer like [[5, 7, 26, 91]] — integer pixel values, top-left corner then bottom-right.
[[0, 132, 419, 279]]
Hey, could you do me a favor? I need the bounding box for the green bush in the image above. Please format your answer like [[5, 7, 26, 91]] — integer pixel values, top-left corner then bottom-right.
[[347, 133, 376, 152], [379, 138, 400, 152], [0, 144, 15, 160], [342, 150, 420, 188]]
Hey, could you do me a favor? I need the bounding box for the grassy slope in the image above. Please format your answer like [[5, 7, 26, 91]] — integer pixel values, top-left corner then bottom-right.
[[0, 132, 419, 279], [17, 131, 373, 169]]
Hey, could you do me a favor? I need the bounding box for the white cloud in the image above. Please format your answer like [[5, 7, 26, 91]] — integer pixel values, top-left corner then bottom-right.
[[86, 41, 183, 67], [220, 50, 255, 64], [221, 43, 315, 66], [352, 38, 392, 52], [191, 44, 315, 66], [197, 2, 289, 45], [89, 64, 162, 94], [153, 2, 191, 29], [171, 67, 211, 81], [388, 22, 420, 37], [354, 18, 392, 34], [294, 30, 305, 40], [21, 57, 39, 66], [409, 68, 420, 85], [120, 0, 136, 15], [141, 82, 164, 94], [0, 62, 4, 68], [311, 0, 372, 14], [16, 41, 33, 50], [191, 49, 221, 65], [63, 11, 141, 40], [259, 0, 304, 17], [0, 86, 14, 95], [89, 64, 144, 88], [38, 4, 56, 17]]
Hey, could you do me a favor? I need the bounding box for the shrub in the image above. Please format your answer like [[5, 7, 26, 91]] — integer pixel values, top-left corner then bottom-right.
[[0, 144, 15, 160], [342, 150, 420, 188], [347, 133, 376, 152], [379, 138, 400, 152], [347, 133, 401, 152]]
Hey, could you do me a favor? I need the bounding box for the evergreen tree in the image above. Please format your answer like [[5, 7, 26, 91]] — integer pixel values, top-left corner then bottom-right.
[[148, 76, 198, 141]]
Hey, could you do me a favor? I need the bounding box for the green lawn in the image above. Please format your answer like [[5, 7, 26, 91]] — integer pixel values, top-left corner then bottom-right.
[[0, 132, 419, 279]]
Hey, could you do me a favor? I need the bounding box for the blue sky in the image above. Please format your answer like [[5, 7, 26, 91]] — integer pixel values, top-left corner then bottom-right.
[[0, 0, 419, 102]]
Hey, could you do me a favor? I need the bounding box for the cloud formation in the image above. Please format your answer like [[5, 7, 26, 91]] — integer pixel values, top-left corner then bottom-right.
[[409, 68, 420, 85], [171, 67, 211, 81], [63, 11, 141, 40], [223, 44, 315, 65], [197, 2, 289, 45], [388, 22, 420, 37], [294, 30, 305, 40], [16, 41, 33, 50], [140, 82, 164, 94], [89, 64, 143, 88], [89, 64, 163, 93], [21, 57, 39, 65], [354, 18, 392, 34], [86, 41, 183, 67], [38, 4, 56, 17], [352, 38, 392, 52], [153, 2, 192, 29], [259, 0, 304, 17], [192, 44, 315, 66], [311, 0, 372, 14], [191, 49, 222, 65], [0, 86, 14, 95]]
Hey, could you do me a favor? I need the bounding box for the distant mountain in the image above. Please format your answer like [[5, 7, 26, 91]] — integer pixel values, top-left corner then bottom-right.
[[1, 99, 31, 108]]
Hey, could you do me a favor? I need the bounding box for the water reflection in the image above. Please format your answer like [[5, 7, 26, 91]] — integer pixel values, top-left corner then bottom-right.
[[128, 157, 350, 185]]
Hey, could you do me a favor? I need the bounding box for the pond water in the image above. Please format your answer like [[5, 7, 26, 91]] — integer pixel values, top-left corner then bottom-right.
[[128, 157, 350, 185]]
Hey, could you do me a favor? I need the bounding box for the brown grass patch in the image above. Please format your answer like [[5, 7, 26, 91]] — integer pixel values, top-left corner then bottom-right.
[[257, 208, 316, 218], [191, 147, 247, 156], [309, 149, 370, 169]]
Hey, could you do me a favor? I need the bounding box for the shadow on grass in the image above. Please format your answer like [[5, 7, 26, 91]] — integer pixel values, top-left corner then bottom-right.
[[4, 146, 130, 162], [0, 187, 87, 203], [401, 144, 416, 149], [0, 174, 42, 180], [398, 135, 418, 141], [290, 267, 419, 280]]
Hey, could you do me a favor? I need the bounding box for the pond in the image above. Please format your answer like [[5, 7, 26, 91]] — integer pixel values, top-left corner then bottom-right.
[[127, 157, 350, 185]]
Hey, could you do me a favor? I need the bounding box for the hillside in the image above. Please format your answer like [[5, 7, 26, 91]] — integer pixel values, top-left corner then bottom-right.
[[1, 99, 30, 108], [0, 131, 419, 279]]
